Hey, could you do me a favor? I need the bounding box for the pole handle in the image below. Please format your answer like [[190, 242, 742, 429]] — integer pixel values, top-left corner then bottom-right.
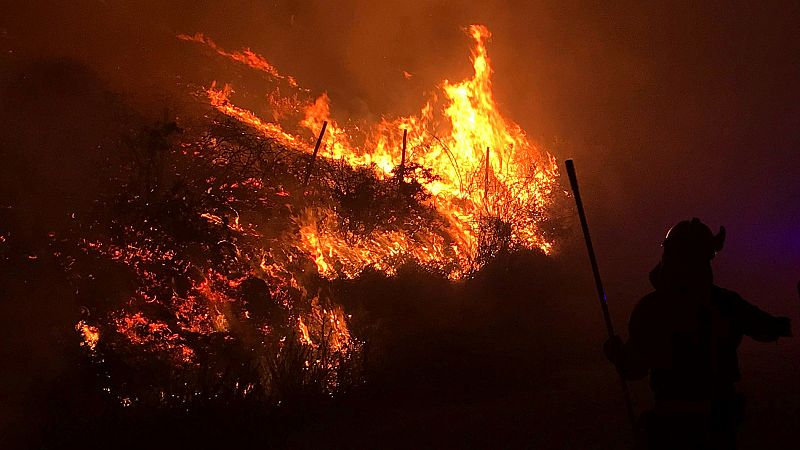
[[565, 159, 615, 338], [565, 159, 637, 432], [565, 159, 580, 197]]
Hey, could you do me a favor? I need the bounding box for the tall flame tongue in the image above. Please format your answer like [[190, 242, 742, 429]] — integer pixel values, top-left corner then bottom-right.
[[178, 33, 300, 87], [192, 24, 559, 279]]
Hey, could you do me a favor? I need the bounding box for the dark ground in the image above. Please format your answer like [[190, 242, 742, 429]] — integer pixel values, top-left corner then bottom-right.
[[1, 243, 797, 449]]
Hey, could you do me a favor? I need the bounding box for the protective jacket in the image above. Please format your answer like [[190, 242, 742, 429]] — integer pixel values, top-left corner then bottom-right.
[[618, 265, 791, 402]]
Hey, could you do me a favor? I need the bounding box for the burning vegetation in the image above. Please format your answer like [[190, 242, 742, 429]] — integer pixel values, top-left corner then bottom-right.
[[189, 25, 561, 273], [32, 24, 565, 412]]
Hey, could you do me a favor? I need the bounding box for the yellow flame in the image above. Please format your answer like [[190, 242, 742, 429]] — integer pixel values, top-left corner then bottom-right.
[[194, 24, 559, 279]]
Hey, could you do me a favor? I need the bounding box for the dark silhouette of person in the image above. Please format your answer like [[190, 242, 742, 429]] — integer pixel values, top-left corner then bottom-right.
[[604, 218, 792, 450]]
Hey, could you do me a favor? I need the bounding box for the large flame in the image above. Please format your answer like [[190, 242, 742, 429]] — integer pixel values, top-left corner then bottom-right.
[[196, 24, 559, 279]]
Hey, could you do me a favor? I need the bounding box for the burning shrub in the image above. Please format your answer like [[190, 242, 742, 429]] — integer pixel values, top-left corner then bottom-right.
[[196, 24, 562, 275], [29, 22, 568, 421], [61, 115, 369, 409], [326, 160, 440, 240], [476, 214, 513, 265]]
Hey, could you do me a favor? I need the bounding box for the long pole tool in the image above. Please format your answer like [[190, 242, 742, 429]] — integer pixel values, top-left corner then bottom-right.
[[564, 159, 637, 431]]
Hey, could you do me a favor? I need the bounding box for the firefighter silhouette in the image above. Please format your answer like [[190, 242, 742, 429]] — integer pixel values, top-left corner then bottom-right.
[[604, 218, 792, 450]]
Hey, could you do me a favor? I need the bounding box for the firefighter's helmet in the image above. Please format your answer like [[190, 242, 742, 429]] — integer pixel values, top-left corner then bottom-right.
[[662, 218, 726, 260]]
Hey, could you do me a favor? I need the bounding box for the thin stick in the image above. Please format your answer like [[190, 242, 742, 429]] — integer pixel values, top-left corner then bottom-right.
[[565, 159, 637, 432], [398, 129, 407, 184], [484, 147, 490, 199], [304, 121, 328, 185]]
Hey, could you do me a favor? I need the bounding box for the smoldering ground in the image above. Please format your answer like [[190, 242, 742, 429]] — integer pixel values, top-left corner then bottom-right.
[[2, 1, 799, 448]]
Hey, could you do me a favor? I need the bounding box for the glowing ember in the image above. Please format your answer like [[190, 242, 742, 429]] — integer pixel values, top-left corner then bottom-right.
[[76, 320, 100, 351]]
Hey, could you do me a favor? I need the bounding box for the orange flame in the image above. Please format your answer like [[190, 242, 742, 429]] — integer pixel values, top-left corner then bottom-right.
[[190, 24, 560, 279], [178, 33, 299, 87]]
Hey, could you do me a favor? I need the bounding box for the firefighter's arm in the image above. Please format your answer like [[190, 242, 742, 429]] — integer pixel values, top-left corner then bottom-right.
[[734, 294, 792, 342], [604, 300, 651, 380]]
